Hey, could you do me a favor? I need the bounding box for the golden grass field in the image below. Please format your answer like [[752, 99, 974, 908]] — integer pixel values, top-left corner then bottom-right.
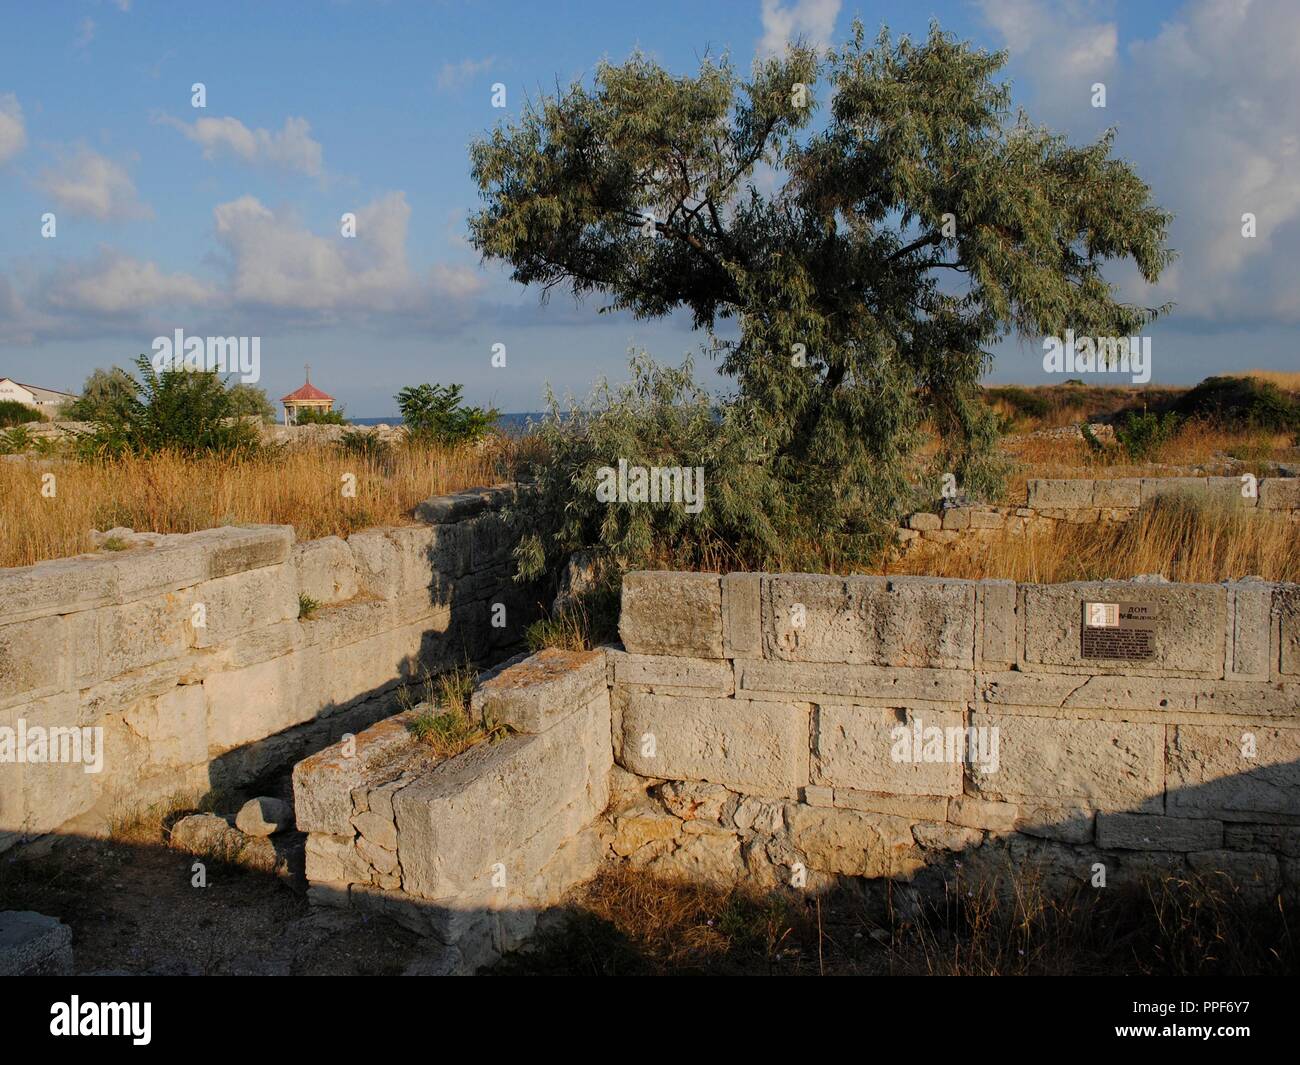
[[0, 441, 513, 569]]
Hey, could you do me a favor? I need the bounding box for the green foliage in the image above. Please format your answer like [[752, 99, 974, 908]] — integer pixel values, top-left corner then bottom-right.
[[227, 383, 276, 424], [0, 400, 42, 428], [337, 427, 391, 461], [0, 425, 33, 454], [66, 367, 137, 423], [396, 383, 497, 446], [293, 406, 348, 425], [1115, 409, 1182, 461], [1171, 375, 1299, 434], [525, 583, 621, 652], [512, 354, 807, 580], [985, 386, 1050, 422], [470, 21, 1171, 563], [298, 594, 321, 620], [1080, 422, 1108, 456], [75, 355, 262, 458]]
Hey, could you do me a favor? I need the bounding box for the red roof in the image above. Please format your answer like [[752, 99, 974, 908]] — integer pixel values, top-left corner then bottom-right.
[[281, 381, 334, 403]]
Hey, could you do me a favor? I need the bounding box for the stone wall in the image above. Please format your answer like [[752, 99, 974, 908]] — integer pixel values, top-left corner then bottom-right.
[[605, 570, 1300, 899], [897, 475, 1300, 553], [293, 648, 612, 973], [0, 485, 538, 852]]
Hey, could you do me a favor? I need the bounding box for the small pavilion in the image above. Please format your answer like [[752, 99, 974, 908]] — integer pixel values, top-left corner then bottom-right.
[[280, 364, 335, 425]]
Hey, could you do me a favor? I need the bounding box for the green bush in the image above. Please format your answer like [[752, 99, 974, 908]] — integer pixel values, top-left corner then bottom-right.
[[0, 400, 42, 428], [396, 383, 497, 446], [511, 353, 814, 582], [293, 406, 348, 425], [75, 355, 261, 458], [65, 367, 136, 423], [1115, 409, 1182, 461], [1170, 375, 1299, 434]]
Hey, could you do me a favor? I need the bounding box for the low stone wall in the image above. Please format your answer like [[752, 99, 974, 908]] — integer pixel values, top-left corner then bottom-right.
[[0, 485, 538, 852], [604, 570, 1300, 899], [897, 475, 1300, 552], [293, 648, 612, 973]]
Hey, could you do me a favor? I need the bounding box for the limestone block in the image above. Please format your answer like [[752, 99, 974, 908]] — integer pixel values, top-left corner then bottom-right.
[[913, 821, 983, 851], [1259, 478, 1300, 511], [3, 693, 100, 835], [352, 810, 398, 851], [765, 574, 976, 668], [1096, 812, 1223, 851], [620, 571, 723, 658], [736, 659, 971, 706], [1280, 586, 1300, 677], [811, 704, 963, 796], [466, 512, 514, 572], [1166, 724, 1300, 820], [1014, 805, 1095, 844], [1187, 849, 1280, 893], [191, 564, 297, 648], [0, 556, 117, 625], [1091, 479, 1141, 508], [236, 796, 293, 836], [358, 836, 399, 875], [941, 507, 971, 531], [470, 648, 606, 733], [204, 654, 300, 753], [907, 512, 942, 531], [618, 693, 809, 795], [0, 615, 67, 706], [965, 714, 1164, 811], [393, 696, 608, 902], [1223, 824, 1300, 856], [124, 684, 207, 770], [293, 536, 358, 606], [293, 712, 418, 835], [1140, 477, 1213, 505], [346, 530, 403, 600], [834, 789, 948, 821], [948, 796, 1019, 833], [1019, 581, 1227, 677], [305, 833, 371, 885], [977, 580, 1017, 670], [612, 808, 682, 856], [969, 509, 1005, 530], [721, 572, 762, 658], [1027, 479, 1093, 508], [613, 652, 733, 696], [783, 804, 917, 877], [70, 592, 193, 687], [1227, 581, 1271, 679], [978, 671, 1200, 713], [646, 830, 744, 885], [202, 525, 293, 579]]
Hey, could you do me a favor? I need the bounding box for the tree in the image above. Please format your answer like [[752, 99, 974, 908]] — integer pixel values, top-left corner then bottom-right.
[[66, 367, 136, 422], [227, 383, 276, 424], [396, 383, 498, 446], [469, 21, 1172, 561], [78, 355, 260, 457]]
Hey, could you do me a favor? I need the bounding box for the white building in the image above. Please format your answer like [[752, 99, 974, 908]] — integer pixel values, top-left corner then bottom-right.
[[0, 378, 78, 417]]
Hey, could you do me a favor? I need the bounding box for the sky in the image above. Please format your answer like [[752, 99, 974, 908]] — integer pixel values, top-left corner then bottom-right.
[[0, 0, 1296, 416]]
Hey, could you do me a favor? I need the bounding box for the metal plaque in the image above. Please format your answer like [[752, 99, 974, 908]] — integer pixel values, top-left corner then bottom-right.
[[1081, 601, 1158, 660]]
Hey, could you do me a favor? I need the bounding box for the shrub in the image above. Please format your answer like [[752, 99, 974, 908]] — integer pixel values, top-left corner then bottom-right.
[[511, 353, 802, 582], [1171, 375, 1299, 434], [293, 406, 348, 425], [227, 383, 277, 424], [0, 400, 42, 428], [1115, 409, 1182, 461], [75, 355, 261, 458], [396, 383, 497, 446], [298, 594, 321, 620], [65, 367, 136, 422]]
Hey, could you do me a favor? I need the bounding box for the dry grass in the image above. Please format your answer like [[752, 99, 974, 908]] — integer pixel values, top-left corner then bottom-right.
[[490, 862, 1294, 976], [1239, 369, 1300, 391], [0, 440, 513, 569], [886, 494, 1300, 583]]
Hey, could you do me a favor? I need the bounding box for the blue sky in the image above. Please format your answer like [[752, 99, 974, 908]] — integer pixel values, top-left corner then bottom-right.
[[0, 0, 1296, 415]]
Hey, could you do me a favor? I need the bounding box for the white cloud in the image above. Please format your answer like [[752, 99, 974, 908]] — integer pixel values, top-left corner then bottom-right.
[[211, 192, 483, 316], [38, 148, 152, 221], [159, 114, 324, 176], [980, 0, 1300, 325], [0, 93, 25, 165], [758, 0, 841, 56], [438, 56, 496, 92], [42, 247, 213, 315]]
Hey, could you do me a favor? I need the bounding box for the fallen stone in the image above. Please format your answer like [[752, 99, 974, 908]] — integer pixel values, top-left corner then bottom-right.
[[235, 796, 294, 837]]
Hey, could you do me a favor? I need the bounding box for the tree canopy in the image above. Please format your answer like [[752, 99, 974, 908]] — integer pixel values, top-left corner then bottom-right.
[[469, 21, 1172, 563]]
